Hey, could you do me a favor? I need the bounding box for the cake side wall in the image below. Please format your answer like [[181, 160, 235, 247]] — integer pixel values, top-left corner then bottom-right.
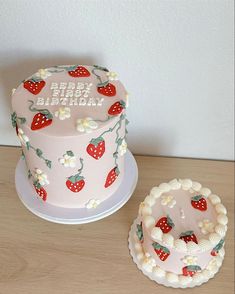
[[18, 113, 126, 208]]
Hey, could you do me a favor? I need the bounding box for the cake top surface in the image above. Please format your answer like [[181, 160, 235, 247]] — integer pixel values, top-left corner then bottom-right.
[[139, 179, 228, 253], [11, 65, 128, 137]]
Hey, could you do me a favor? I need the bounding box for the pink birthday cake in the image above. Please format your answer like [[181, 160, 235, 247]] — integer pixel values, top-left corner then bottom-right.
[[11, 65, 129, 209], [129, 179, 228, 288]]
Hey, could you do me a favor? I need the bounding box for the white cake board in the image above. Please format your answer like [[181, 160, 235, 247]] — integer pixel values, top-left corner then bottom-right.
[[128, 218, 224, 288], [15, 150, 138, 224]]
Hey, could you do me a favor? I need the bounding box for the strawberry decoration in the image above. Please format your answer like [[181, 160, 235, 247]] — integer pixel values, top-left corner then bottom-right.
[[24, 78, 45, 95], [28, 100, 53, 130], [66, 158, 85, 193], [104, 167, 119, 188], [136, 222, 144, 243], [33, 181, 47, 201], [92, 65, 116, 97], [97, 82, 116, 97], [156, 215, 175, 233], [191, 195, 207, 211], [182, 265, 201, 277], [211, 239, 224, 256], [179, 231, 198, 244], [108, 100, 126, 116], [66, 65, 90, 78], [152, 242, 170, 261], [87, 137, 105, 160]]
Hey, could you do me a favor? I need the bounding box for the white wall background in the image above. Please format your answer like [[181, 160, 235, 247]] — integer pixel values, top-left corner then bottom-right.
[[0, 0, 234, 160]]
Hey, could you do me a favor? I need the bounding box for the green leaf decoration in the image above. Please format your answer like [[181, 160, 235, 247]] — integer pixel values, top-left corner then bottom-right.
[[45, 160, 52, 169], [180, 231, 194, 237], [36, 148, 43, 158], [26, 142, 30, 150], [213, 239, 225, 252], [117, 137, 123, 146], [11, 112, 17, 128], [33, 179, 41, 189], [126, 119, 130, 125], [68, 174, 84, 183], [120, 100, 126, 109], [66, 150, 74, 157], [192, 195, 203, 201], [167, 215, 175, 228], [136, 223, 143, 241], [97, 80, 109, 88], [90, 137, 104, 146], [186, 265, 202, 272], [115, 167, 120, 175], [28, 170, 32, 179], [152, 242, 170, 254], [93, 65, 109, 72]]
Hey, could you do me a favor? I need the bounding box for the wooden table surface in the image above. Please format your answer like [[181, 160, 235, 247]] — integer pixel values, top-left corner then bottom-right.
[[0, 146, 234, 294]]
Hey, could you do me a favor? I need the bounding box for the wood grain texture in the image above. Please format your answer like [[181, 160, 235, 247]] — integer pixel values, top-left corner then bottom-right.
[[0, 146, 234, 294]]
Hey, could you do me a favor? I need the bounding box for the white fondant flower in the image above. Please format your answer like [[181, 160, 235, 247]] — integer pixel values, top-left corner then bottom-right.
[[55, 107, 71, 120], [34, 169, 49, 186], [118, 139, 127, 156], [35, 68, 52, 79], [198, 219, 215, 235], [17, 128, 29, 146], [59, 151, 76, 168], [161, 194, 176, 208], [182, 255, 198, 265], [12, 88, 16, 95], [86, 199, 101, 209], [106, 71, 118, 81], [76, 117, 98, 133]]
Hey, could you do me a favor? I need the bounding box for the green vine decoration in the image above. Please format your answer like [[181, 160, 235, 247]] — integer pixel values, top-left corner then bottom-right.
[[11, 111, 26, 128], [11, 111, 52, 169], [90, 114, 126, 169], [92, 65, 110, 87]]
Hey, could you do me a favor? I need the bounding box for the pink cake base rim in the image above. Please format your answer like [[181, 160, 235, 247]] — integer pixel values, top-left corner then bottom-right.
[[128, 218, 225, 289]]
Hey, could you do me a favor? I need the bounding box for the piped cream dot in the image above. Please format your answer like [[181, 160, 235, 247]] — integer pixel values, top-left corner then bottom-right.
[[200, 187, 211, 197], [143, 215, 155, 229], [215, 203, 227, 215], [150, 187, 162, 199], [192, 181, 202, 191], [217, 214, 228, 225], [144, 195, 156, 207], [209, 194, 221, 205]]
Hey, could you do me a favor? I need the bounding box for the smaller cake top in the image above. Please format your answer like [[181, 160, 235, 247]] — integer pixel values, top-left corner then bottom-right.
[[139, 179, 228, 254], [11, 65, 128, 137]]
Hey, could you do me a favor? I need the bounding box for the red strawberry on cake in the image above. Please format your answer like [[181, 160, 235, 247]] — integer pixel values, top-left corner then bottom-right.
[[191, 195, 207, 211], [67, 65, 90, 77], [152, 242, 170, 261], [24, 78, 45, 95], [33, 182, 47, 201], [182, 265, 202, 277], [104, 167, 119, 188], [108, 100, 126, 116], [66, 158, 85, 193], [156, 215, 174, 233], [179, 231, 198, 244], [87, 137, 105, 160], [98, 82, 116, 97], [28, 100, 53, 130], [211, 239, 225, 256]]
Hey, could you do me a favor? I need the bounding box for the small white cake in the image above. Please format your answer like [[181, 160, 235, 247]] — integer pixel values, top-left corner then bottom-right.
[[129, 179, 228, 288]]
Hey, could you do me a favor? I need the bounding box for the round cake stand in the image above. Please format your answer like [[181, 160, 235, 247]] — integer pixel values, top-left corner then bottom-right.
[[15, 150, 138, 224], [128, 218, 224, 288]]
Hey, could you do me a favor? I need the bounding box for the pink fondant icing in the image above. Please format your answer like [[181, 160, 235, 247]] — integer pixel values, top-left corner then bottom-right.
[[11, 65, 128, 208]]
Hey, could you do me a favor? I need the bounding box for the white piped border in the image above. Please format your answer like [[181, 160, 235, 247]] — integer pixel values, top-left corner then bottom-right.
[[139, 179, 228, 253], [128, 218, 225, 288]]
